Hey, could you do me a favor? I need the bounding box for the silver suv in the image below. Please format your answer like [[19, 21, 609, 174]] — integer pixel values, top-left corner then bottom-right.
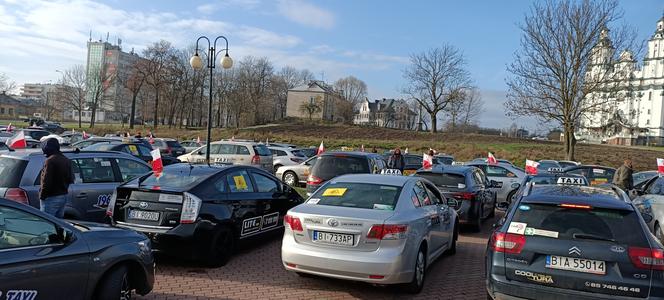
[[0, 149, 151, 222], [177, 141, 274, 172], [268, 146, 307, 170]]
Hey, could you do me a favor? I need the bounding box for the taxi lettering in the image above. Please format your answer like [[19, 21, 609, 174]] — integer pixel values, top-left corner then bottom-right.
[[556, 177, 584, 185], [5, 290, 38, 300], [241, 212, 281, 236]]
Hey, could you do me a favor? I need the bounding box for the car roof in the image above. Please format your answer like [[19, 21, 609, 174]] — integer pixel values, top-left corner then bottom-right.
[[522, 185, 631, 210], [320, 151, 380, 157], [211, 140, 259, 146], [564, 165, 615, 171], [154, 138, 176, 141], [0, 149, 146, 161], [331, 174, 415, 186], [160, 163, 233, 175], [416, 164, 475, 175]]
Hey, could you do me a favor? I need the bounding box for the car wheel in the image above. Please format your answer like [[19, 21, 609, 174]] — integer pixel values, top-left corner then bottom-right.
[[94, 265, 132, 300], [506, 190, 517, 205], [446, 223, 458, 255], [283, 171, 298, 186], [206, 227, 235, 268], [656, 223, 663, 244], [404, 245, 426, 294]]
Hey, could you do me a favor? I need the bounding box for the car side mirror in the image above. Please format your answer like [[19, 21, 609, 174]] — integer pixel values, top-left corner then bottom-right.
[[496, 201, 509, 211], [446, 198, 459, 208], [56, 227, 74, 244], [642, 213, 654, 224]]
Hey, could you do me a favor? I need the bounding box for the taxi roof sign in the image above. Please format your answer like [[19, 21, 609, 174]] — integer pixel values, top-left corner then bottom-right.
[[547, 167, 564, 173], [556, 177, 585, 185], [381, 169, 402, 175]]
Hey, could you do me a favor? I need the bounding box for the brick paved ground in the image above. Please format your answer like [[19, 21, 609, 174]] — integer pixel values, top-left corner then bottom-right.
[[137, 215, 500, 300]]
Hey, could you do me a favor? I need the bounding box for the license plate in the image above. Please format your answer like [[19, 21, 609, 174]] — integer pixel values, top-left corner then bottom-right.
[[128, 210, 160, 221], [546, 255, 606, 275], [312, 230, 354, 246]]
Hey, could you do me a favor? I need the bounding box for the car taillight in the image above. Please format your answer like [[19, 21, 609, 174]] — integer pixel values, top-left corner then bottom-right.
[[629, 247, 664, 270], [106, 190, 117, 217], [307, 175, 323, 185], [180, 192, 202, 224], [453, 192, 474, 201], [366, 224, 408, 240], [5, 188, 29, 205], [251, 155, 260, 165], [490, 232, 526, 254], [284, 214, 303, 232]]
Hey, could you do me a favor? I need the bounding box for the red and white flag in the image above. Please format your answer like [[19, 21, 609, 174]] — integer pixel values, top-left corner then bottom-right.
[[5, 123, 12, 132], [231, 135, 235, 141], [196, 136, 201, 144], [150, 149, 164, 174], [422, 153, 433, 169], [7, 131, 26, 149], [404, 148, 409, 154], [525, 159, 539, 175], [148, 132, 154, 144], [82, 131, 89, 139], [360, 144, 365, 152], [657, 158, 664, 175], [317, 141, 325, 155], [488, 152, 497, 165]]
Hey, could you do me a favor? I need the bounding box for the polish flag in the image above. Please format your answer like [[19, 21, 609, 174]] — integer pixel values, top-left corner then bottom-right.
[[5, 123, 12, 132], [525, 159, 539, 175], [488, 152, 497, 165], [82, 131, 89, 139], [231, 136, 235, 141], [150, 149, 164, 175], [422, 153, 433, 169], [148, 132, 154, 144], [317, 141, 325, 155], [657, 158, 664, 175], [404, 148, 409, 154], [360, 144, 365, 152], [265, 137, 269, 145], [8, 131, 26, 149], [196, 136, 201, 144]]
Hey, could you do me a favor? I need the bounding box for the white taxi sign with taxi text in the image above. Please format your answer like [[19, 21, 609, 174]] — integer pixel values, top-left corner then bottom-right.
[[381, 169, 402, 175], [547, 167, 564, 173], [556, 177, 585, 185]]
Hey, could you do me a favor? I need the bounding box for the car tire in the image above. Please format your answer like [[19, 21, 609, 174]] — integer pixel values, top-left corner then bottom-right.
[[446, 223, 458, 255], [94, 265, 132, 300], [404, 245, 426, 294], [506, 190, 517, 205], [656, 223, 663, 244], [206, 227, 235, 268], [283, 171, 298, 186]]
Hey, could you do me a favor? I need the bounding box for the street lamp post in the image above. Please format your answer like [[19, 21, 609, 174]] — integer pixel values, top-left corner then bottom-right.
[[190, 36, 233, 164]]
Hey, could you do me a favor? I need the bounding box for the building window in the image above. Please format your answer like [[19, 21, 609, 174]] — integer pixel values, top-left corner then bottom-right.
[[8, 108, 13, 115], [648, 109, 651, 115], [0, 108, 4, 114], [649, 91, 652, 101], [646, 119, 650, 125], [309, 96, 315, 104]]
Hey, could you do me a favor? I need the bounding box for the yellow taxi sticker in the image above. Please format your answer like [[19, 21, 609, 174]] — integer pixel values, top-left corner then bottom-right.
[[591, 178, 608, 185], [403, 170, 416, 175], [234, 175, 248, 190], [128, 145, 138, 154], [322, 188, 347, 197]]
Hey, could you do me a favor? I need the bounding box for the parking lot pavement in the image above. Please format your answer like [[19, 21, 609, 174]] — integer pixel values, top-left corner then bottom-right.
[[137, 214, 501, 300]]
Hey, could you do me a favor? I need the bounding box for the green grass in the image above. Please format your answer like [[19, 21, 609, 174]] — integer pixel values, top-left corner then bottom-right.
[[293, 187, 308, 199]]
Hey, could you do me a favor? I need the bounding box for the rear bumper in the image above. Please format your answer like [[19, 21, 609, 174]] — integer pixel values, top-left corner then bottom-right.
[[456, 200, 479, 224], [281, 235, 413, 284], [115, 221, 216, 259]]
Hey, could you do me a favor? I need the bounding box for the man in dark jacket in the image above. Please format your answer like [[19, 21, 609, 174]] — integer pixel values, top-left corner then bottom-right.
[[40, 138, 74, 218], [613, 158, 634, 192], [388, 148, 405, 173]]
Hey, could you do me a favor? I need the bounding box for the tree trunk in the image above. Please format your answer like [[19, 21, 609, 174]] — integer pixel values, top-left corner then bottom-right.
[[153, 90, 159, 129], [429, 111, 437, 133], [78, 109, 82, 128], [90, 104, 96, 128], [564, 124, 576, 161], [129, 93, 138, 129]]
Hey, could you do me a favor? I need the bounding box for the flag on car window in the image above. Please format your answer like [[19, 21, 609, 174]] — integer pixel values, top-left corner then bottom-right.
[[658, 158, 664, 174], [82, 131, 89, 139], [422, 153, 433, 169], [6, 123, 12, 132], [525, 159, 539, 175], [151, 149, 164, 175], [196, 136, 201, 144], [8, 131, 26, 149], [360, 144, 365, 152], [317, 141, 325, 155], [488, 152, 497, 164]]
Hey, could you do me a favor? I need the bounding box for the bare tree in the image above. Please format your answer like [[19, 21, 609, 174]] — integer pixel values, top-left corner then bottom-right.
[[403, 45, 472, 132], [334, 76, 367, 122], [0, 73, 15, 94], [142, 40, 176, 128], [299, 96, 322, 120], [505, 0, 638, 160], [86, 63, 116, 128], [447, 88, 484, 132], [59, 65, 87, 128], [118, 60, 147, 129]]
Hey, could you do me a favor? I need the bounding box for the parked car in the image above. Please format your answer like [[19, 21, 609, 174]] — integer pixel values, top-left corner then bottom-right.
[[17, 129, 51, 141], [151, 138, 186, 157], [60, 131, 86, 145], [470, 158, 516, 167], [282, 174, 458, 293], [487, 184, 663, 299], [633, 170, 659, 187], [306, 152, 388, 196], [381, 153, 424, 175], [180, 140, 205, 153], [557, 160, 580, 168], [434, 154, 455, 165], [269, 146, 307, 170], [109, 164, 304, 266], [72, 137, 151, 149], [276, 156, 318, 187], [414, 165, 497, 231], [537, 160, 562, 172], [0, 197, 154, 299], [466, 162, 525, 204], [0, 149, 151, 222], [563, 165, 616, 186], [267, 142, 298, 149], [177, 141, 274, 172], [0, 141, 10, 152], [83, 141, 180, 166], [38, 122, 65, 134], [298, 147, 318, 158], [633, 175, 664, 243]]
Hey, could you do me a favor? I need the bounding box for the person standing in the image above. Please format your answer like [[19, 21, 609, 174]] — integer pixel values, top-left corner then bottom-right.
[[40, 138, 74, 218], [388, 148, 405, 173], [613, 158, 634, 192]]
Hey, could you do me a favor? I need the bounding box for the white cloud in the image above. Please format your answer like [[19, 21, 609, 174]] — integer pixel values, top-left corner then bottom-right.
[[277, 0, 335, 29], [196, 0, 261, 15]]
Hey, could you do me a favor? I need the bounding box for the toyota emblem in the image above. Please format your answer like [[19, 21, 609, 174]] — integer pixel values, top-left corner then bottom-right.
[[139, 202, 149, 209], [327, 218, 339, 227]]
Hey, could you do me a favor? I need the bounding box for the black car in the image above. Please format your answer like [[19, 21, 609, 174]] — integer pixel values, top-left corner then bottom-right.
[[109, 164, 304, 266], [487, 184, 664, 300], [306, 152, 387, 196], [18, 129, 51, 141], [564, 165, 616, 186], [0, 198, 154, 299], [38, 122, 65, 134], [414, 165, 498, 231], [83, 141, 180, 165], [151, 138, 186, 157], [435, 154, 455, 165]]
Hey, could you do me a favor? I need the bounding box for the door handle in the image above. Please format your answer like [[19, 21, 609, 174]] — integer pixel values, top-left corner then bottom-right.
[[76, 193, 87, 198]]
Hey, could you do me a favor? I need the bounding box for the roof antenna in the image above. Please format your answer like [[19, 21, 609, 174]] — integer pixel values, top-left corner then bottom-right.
[[89, 30, 92, 42]]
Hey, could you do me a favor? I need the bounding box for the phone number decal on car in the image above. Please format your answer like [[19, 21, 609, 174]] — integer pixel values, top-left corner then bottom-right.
[[585, 281, 640, 293]]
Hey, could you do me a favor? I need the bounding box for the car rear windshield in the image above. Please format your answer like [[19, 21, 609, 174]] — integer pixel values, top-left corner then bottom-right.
[[139, 172, 209, 190], [415, 172, 466, 188], [82, 143, 117, 151], [511, 203, 648, 246], [166, 141, 181, 147], [0, 157, 28, 187], [290, 149, 307, 157], [311, 182, 401, 210], [311, 156, 370, 180], [253, 145, 272, 156]]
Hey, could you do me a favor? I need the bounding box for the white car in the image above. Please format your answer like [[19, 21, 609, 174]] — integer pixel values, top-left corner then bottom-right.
[[177, 141, 274, 172], [466, 162, 526, 204], [268, 146, 307, 170]]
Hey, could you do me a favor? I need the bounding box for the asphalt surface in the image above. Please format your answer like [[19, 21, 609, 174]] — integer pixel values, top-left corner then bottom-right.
[[137, 214, 501, 300]]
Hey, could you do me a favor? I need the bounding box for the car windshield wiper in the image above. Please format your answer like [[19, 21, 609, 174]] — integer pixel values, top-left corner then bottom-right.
[[572, 233, 615, 243]]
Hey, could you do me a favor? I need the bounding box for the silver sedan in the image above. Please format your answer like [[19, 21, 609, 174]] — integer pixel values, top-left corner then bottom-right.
[[466, 162, 525, 204], [281, 174, 458, 293], [276, 156, 317, 186]]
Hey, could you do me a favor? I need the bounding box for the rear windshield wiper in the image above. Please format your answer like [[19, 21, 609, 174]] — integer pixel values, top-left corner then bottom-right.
[[572, 233, 615, 243]]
